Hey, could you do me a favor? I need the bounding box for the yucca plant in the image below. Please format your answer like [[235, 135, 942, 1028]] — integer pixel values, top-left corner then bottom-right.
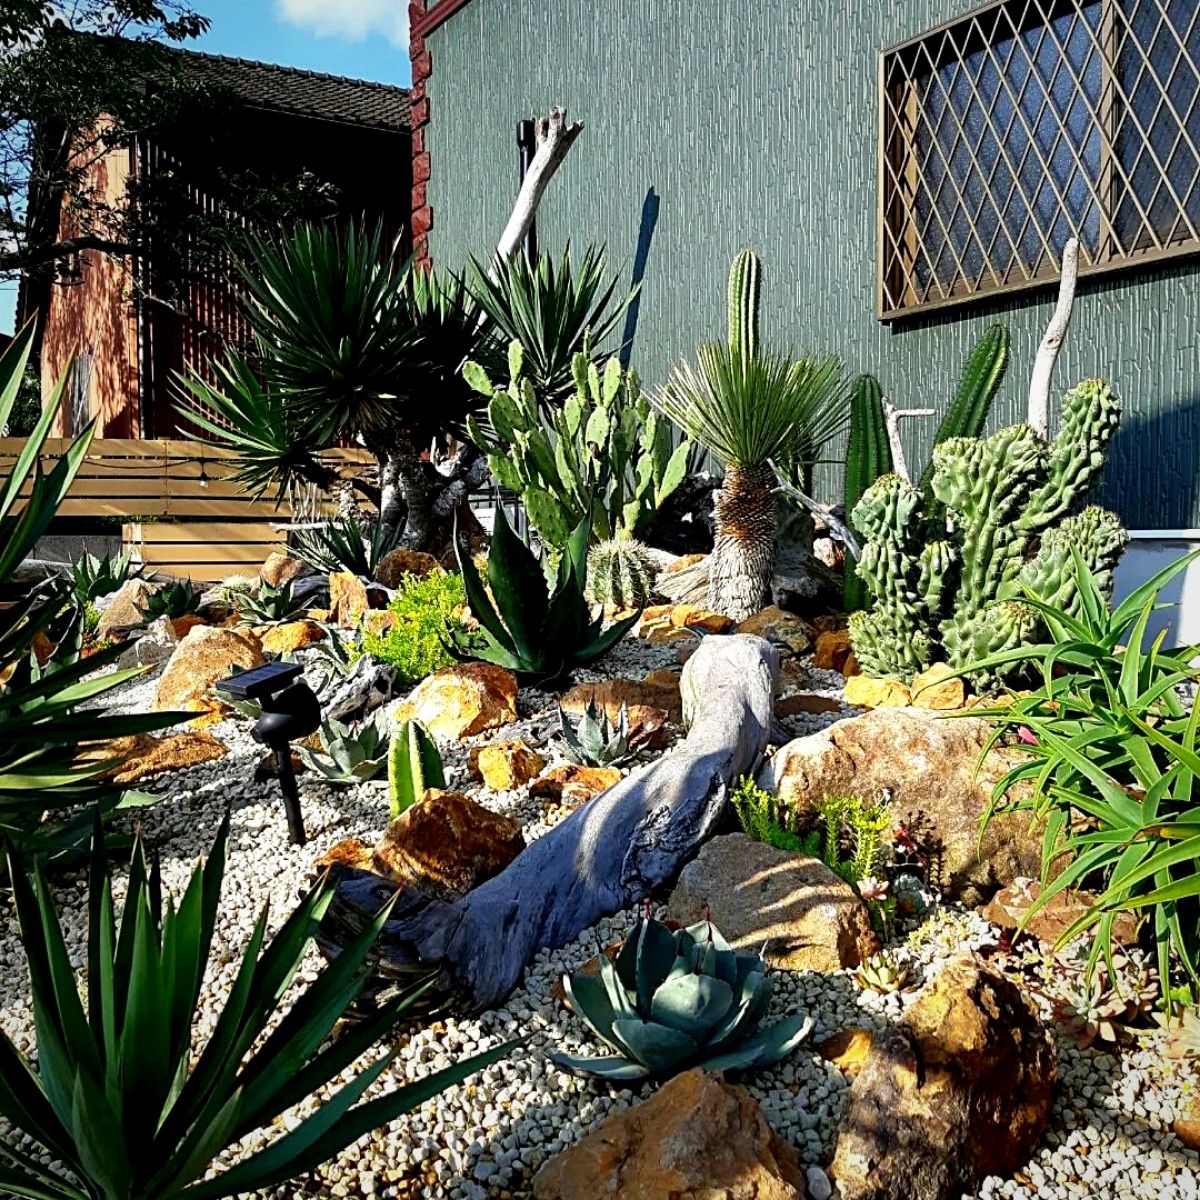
[[0, 323, 184, 856], [468, 244, 632, 403], [292, 515, 403, 579], [297, 709, 391, 784], [0, 815, 513, 1200], [137, 578, 201, 623], [552, 911, 813, 1081], [449, 504, 639, 683], [232, 579, 306, 627], [70, 548, 139, 605], [967, 548, 1200, 1007], [653, 250, 845, 620]]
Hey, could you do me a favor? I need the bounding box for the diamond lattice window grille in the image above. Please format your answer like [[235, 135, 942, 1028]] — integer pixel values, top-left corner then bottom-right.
[[878, 0, 1200, 319]]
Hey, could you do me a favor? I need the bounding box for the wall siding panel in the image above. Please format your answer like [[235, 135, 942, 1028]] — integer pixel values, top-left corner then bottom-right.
[[425, 0, 1200, 529]]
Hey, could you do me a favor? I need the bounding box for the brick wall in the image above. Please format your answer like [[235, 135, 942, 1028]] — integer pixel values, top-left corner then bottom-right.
[[408, 1, 433, 267]]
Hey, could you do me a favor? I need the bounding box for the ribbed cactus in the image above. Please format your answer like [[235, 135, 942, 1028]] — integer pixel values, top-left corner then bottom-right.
[[388, 719, 445, 818], [585, 537, 658, 610], [849, 378, 1124, 685], [465, 342, 691, 548], [843, 375, 892, 611], [727, 248, 762, 360]]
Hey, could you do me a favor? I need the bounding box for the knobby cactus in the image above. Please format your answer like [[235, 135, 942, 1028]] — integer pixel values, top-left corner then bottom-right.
[[585, 537, 659, 609], [849, 378, 1127, 685], [465, 342, 691, 549]]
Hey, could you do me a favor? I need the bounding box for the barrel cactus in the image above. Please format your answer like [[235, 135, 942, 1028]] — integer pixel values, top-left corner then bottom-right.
[[585, 537, 658, 610], [551, 912, 813, 1081]]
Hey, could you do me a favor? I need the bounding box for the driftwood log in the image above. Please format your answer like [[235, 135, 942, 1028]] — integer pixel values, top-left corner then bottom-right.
[[325, 634, 779, 1010]]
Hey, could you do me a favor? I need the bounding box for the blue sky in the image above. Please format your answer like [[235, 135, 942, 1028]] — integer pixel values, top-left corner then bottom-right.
[[0, 1, 410, 332]]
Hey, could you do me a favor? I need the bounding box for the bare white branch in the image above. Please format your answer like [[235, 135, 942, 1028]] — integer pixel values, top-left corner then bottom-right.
[[1028, 236, 1080, 439]]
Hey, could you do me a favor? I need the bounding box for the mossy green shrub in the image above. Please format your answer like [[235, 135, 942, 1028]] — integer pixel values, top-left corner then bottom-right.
[[362, 570, 470, 684]]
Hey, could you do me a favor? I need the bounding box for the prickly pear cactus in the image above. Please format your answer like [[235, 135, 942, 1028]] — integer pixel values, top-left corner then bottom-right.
[[465, 342, 691, 549], [585, 537, 658, 610], [849, 378, 1125, 685]]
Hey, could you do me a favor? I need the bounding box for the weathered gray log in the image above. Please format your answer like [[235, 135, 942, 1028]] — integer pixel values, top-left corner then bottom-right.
[[327, 634, 779, 1010]]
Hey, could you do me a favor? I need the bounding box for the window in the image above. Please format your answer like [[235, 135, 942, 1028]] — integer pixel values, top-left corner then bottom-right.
[[878, 0, 1200, 318]]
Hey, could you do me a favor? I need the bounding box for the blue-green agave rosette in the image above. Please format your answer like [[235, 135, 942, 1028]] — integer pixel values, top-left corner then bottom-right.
[[552, 914, 813, 1081]]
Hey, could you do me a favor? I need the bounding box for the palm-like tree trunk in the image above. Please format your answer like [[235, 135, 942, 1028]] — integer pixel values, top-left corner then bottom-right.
[[708, 462, 777, 620]]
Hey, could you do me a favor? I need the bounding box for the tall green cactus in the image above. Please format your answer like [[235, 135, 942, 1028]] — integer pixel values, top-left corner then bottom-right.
[[848, 378, 1126, 685], [843, 375, 892, 611], [465, 342, 691, 548], [727, 248, 762, 360], [388, 719, 445, 818]]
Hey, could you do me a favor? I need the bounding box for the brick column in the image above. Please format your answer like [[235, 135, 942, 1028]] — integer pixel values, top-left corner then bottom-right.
[[408, 1, 434, 267]]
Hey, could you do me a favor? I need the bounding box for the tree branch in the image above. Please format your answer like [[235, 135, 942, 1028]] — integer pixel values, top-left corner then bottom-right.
[[1027, 236, 1080, 440], [0, 233, 132, 273]]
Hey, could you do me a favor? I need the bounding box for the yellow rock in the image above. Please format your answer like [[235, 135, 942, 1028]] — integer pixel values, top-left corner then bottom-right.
[[259, 619, 326, 656], [473, 740, 546, 791], [844, 673, 912, 708], [911, 662, 966, 710]]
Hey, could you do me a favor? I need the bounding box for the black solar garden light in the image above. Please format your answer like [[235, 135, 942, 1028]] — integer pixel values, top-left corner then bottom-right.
[[217, 661, 321, 846]]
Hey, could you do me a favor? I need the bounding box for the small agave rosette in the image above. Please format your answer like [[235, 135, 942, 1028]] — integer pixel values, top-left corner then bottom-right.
[[552, 915, 813, 1081]]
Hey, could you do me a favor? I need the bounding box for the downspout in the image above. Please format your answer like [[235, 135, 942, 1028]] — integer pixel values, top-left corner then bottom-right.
[[516, 119, 538, 263]]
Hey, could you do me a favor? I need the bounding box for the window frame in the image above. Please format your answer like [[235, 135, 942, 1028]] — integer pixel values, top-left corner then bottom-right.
[[876, 0, 1200, 321]]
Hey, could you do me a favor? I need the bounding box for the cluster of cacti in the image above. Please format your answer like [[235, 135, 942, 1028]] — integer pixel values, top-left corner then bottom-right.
[[552, 910, 813, 1081], [584, 537, 658, 609], [558, 699, 635, 767], [388, 718, 444, 817], [849, 377, 1126, 684], [842, 325, 1009, 611], [465, 341, 691, 549]]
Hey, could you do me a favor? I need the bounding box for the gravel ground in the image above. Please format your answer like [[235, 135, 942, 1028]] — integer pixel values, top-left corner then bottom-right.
[[0, 645, 1195, 1200]]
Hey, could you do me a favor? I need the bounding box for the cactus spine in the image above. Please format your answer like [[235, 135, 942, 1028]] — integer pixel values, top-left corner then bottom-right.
[[388, 719, 445, 818], [727, 248, 762, 360], [585, 537, 658, 610]]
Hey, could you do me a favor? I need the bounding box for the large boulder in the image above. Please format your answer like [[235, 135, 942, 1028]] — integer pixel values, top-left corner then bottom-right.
[[666, 833, 878, 972], [95, 578, 158, 638], [373, 547, 440, 588], [393, 662, 518, 740], [759, 707, 1036, 904], [372, 789, 525, 902], [830, 954, 1056, 1200], [259, 551, 306, 589], [533, 1068, 805, 1200], [328, 571, 373, 627], [154, 625, 264, 723]]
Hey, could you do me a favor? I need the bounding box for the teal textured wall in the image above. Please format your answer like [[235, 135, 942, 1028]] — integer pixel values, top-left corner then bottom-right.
[[425, 0, 1200, 529]]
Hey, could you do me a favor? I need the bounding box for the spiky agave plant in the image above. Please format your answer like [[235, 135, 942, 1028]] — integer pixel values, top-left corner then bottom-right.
[[0, 815, 513, 1200], [297, 709, 391, 784], [552, 911, 813, 1081], [559, 699, 635, 767], [653, 250, 845, 620]]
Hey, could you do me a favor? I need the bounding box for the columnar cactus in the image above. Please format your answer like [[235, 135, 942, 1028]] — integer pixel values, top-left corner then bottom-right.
[[465, 342, 691, 548], [585, 537, 658, 610], [388, 718, 444, 817], [849, 378, 1126, 684], [727, 247, 762, 360]]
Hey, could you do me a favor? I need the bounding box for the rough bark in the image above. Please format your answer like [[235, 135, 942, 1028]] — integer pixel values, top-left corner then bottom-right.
[[1027, 237, 1080, 440], [709, 464, 777, 621], [324, 634, 780, 1010]]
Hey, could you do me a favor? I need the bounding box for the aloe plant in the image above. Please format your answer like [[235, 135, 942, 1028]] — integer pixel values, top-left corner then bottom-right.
[[297, 709, 390, 784], [449, 505, 639, 683], [0, 816, 513, 1200], [552, 911, 813, 1081]]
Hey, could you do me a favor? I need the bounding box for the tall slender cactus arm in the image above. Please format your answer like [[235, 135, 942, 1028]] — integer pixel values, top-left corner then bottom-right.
[[1027, 237, 1080, 439], [881, 399, 936, 485], [493, 107, 584, 269]]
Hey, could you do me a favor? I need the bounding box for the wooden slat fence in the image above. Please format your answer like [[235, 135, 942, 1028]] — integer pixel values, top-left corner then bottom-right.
[[0, 437, 374, 583]]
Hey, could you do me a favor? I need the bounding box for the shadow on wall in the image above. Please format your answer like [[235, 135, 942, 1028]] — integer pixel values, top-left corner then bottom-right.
[[619, 186, 660, 368]]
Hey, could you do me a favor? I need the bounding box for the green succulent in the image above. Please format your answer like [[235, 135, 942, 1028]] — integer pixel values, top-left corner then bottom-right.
[[233, 579, 307, 627], [449, 504, 639, 683], [388, 719, 445, 817], [552, 912, 813, 1082], [559, 699, 635, 767], [297, 709, 390, 784], [137, 578, 202, 623], [292, 515, 404, 579], [585, 538, 659, 610], [855, 950, 912, 995], [71, 547, 139, 604]]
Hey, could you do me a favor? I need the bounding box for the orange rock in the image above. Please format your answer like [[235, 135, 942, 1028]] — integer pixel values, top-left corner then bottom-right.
[[843, 650, 862, 676], [735, 605, 814, 654], [372, 789, 525, 900], [360, 609, 398, 636], [168, 613, 205, 641], [313, 837, 378, 875], [259, 619, 326, 656], [393, 662, 518, 739], [668, 603, 735, 634], [844, 673, 912, 708], [473, 740, 547, 791], [1174, 1110, 1200, 1152], [259, 551, 306, 589], [561, 674, 682, 723], [912, 662, 967, 710], [662, 553, 706, 575], [328, 571, 372, 627], [86, 731, 227, 783], [154, 626, 264, 722], [813, 628, 854, 672], [531, 763, 623, 805], [374, 548, 441, 588], [817, 1028, 875, 1077], [533, 1069, 805, 1200]]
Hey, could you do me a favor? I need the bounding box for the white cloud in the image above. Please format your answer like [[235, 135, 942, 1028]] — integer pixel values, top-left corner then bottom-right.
[[275, 0, 409, 49]]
